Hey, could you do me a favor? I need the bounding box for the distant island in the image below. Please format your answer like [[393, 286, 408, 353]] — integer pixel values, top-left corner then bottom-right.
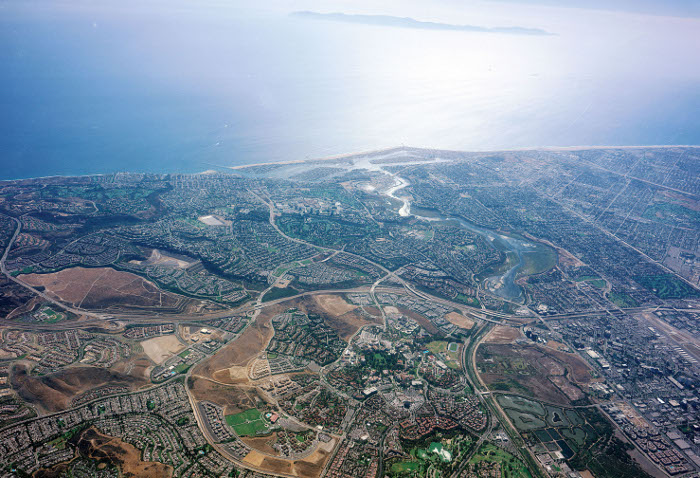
[[291, 11, 553, 35]]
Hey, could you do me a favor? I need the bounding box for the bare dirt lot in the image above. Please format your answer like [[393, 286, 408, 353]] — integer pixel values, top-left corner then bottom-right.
[[193, 305, 281, 384], [548, 348, 594, 384], [241, 437, 334, 478], [79, 426, 172, 477], [477, 344, 590, 405], [187, 376, 267, 415], [242, 435, 280, 456], [20, 267, 205, 313], [445, 311, 475, 330], [12, 364, 147, 413], [483, 325, 522, 344], [313, 294, 357, 316], [141, 335, 185, 365], [307, 295, 382, 341]]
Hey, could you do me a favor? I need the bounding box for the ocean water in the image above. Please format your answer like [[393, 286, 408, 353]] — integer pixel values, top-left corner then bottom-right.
[[1, 1, 699, 179]]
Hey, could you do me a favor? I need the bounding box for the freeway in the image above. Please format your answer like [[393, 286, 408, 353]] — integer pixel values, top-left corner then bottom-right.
[[0, 216, 111, 322], [0, 193, 535, 334], [457, 321, 548, 478]]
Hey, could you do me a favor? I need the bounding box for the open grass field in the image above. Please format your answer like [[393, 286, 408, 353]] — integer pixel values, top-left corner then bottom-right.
[[609, 291, 639, 308], [427, 341, 448, 354], [226, 408, 262, 426], [233, 421, 267, 437], [229, 412, 269, 437], [426, 340, 461, 369]]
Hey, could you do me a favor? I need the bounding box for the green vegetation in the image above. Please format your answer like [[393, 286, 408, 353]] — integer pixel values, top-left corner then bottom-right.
[[505, 409, 546, 430], [225, 408, 269, 437], [426, 341, 461, 369], [146, 400, 156, 411], [469, 443, 532, 478], [426, 341, 448, 355], [642, 201, 699, 226], [47, 436, 67, 450], [37, 307, 66, 323], [364, 350, 403, 371], [388, 432, 474, 477], [567, 409, 649, 478], [496, 395, 649, 478], [390, 461, 420, 473], [497, 395, 545, 415], [176, 416, 190, 426], [428, 442, 452, 462], [572, 274, 606, 289], [262, 286, 299, 302], [174, 363, 191, 374], [633, 274, 699, 299], [11, 266, 34, 277], [609, 291, 639, 308], [225, 408, 262, 426], [588, 279, 607, 289], [179, 349, 191, 359], [518, 244, 558, 277], [490, 379, 532, 395], [454, 293, 480, 307], [573, 275, 601, 282]]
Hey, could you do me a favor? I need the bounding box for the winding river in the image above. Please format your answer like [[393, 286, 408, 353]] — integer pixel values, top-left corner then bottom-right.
[[382, 169, 538, 303]]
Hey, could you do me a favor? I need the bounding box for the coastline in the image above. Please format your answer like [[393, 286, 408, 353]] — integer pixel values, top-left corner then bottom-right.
[[1, 144, 698, 182], [226, 143, 700, 173]]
